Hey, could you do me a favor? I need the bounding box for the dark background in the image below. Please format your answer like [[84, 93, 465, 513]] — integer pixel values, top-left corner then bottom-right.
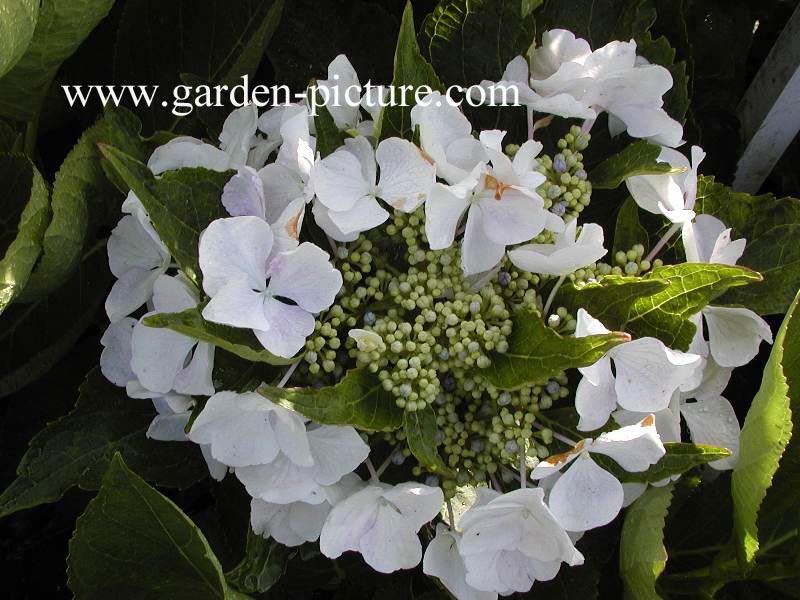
[[2, 0, 798, 597]]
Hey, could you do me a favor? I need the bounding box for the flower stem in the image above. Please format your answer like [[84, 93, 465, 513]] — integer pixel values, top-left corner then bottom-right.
[[446, 499, 456, 529], [519, 453, 527, 488], [488, 472, 502, 493], [645, 222, 681, 263], [543, 274, 566, 315], [527, 106, 534, 140], [278, 360, 300, 387], [365, 457, 379, 483]]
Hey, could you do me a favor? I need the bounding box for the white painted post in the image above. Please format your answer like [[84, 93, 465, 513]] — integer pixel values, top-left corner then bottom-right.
[[733, 4, 800, 194]]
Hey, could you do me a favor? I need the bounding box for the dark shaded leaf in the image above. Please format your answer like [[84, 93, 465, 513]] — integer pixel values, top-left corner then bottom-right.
[[590, 140, 684, 190], [404, 407, 454, 477]]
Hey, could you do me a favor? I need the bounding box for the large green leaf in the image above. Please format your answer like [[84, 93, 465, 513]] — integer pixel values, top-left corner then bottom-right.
[[560, 264, 762, 350], [619, 483, 674, 600], [143, 308, 294, 366], [420, 0, 534, 87], [19, 108, 148, 301], [376, 2, 443, 141], [0, 0, 39, 79], [0, 153, 50, 315], [590, 140, 685, 189], [481, 309, 629, 390], [613, 197, 650, 255], [0, 240, 108, 398], [536, 0, 656, 48], [0, 0, 114, 121], [0, 368, 206, 519], [260, 368, 404, 432], [404, 407, 454, 477], [695, 177, 800, 315], [595, 442, 731, 484], [99, 145, 232, 287], [225, 528, 291, 595], [114, 0, 285, 133], [730, 289, 800, 568], [67, 454, 229, 600]]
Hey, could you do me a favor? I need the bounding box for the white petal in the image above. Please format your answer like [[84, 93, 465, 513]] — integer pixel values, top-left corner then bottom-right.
[[703, 305, 773, 368], [376, 138, 435, 212], [424, 182, 470, 250], [250, 500, 305, 547], [529, 441, 585, 480], [222, 166, 266, 220], [318, 54, 362, 130], [681, 396, 740, 469], [237, 454, 320, 504], [108, 215, 168, 278], [269, 197, 305, 256], [575, 358, 617, 431], [312, 200, 359, 242], [288, 500, 331, 543], [173, 342, 215, 396], [131, 316, 196, 395], [461, 205, 506, 276], [148, 137, 231, 174], [311, 147, 372, 212], [147, 412, 190, 442], [199, 216, 273, 297], [268, 406, 313, 467], [258, 163, 306, 222], [188, 391, 280, 467], [383, 482, 444, 531], [308, 425, 370, 485], [267, 242, 342, 312], [219, 104, 258, 166], [575, 308, 612, 338], [202, 277, 272, 331], [105, 267, 163, 322], [254, 298, 316, 358], [423, 525, 497, 600], [320, 485, 384, 558], [477, 187, 546, 245], [327, 195, 389, 235], [100, 318, 136, 386], [549, 455, 623, 531], [611, 338, 700, 412], [151, 273, 198, 313], [589, 414, 666, 472], [359, 503, 422, 573]]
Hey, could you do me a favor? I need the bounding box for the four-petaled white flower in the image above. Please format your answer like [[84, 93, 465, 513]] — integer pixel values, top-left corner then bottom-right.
[[457, 488, 584, 595], [530, 30, 683, 147], [423, 523, 497, 600], [320, 481, 444, 573], [627, 146, 705, 224], [508, 218, 607, 276], [199, 216, 342, 358], [530, 415, 666, 532], [574, 309, 701, 431], [311, 136, 435, 239]]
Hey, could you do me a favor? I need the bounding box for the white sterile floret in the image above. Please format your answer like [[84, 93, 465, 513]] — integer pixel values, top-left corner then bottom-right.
[[130, 274, 215, 397], [411, 92, 488, 184], [423, 523, 497, 600], [530, 30, 683, 147], [310, 136, 435, 239], [105, 212, 170, 322], [319, 481, 444, 573], [425, 154, 555, 276], [236, 423, 369, 504], [681, 214, 773, 368], [100, 317, 136, 386], [530, 415, 665, 532], [250, 473, 364, 547], [457, 488, 583, 595], [148, 104, 259, 173], [348, 328, 386, 352], [316, 54, 372, 134], [627, 146, 704, 224], [573, 309, 701, 431], [198, 216, 342, 358], [508, 218, 607, 276]]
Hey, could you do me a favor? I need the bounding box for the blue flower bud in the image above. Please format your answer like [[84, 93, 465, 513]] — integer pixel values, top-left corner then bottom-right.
[[553, 154, 567, 173], [550, 201, 567, 217], [425, 475, 440, 487], [497, 271, 511, 287], [364, 311, 376, 325], [546, 381, 560, 395]]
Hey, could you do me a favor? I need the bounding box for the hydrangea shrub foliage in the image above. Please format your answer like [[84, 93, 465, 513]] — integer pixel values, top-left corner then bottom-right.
[[1, 1, 799, 598]]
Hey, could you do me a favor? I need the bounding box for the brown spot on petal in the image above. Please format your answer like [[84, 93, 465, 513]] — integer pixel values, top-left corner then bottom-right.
[[417, 147, 435, 166], [285, 210, 302, 240], [484, 174, 511, 201], [640, 414, 656, 427], [542, 440, 585, 468]]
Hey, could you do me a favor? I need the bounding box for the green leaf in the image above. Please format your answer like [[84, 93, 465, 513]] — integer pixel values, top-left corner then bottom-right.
[[114, 0, 286, 133], [0, 119, 20, 151], [143, 308, 294, 366], [0, 153, 50, 315], [225, 528, 291, 595], [0, 0, 114, 121], [67, 454, 228, 600], [376, 2, 443, 141], [99, 145, 232, 287], [613, 197, 650, 256], [19, 108, 148, 301], [0, 240, 108, 398], [404, 407, 454, 477], [420, 0, 534, 87], [730, 289, 800, 568], [595, 442, 731, 484], [0, 368, 207, 519], [481, 309, 629, 390], [619, 483, 675, 600], [309, 84, 345, 158], [0, 0, 39, 79], [536, 0, 656, 48], [695, 176, 800, 315], [560, 264, 762, 350], [260, 368, 404, 432], [590, 140, 685, 189]]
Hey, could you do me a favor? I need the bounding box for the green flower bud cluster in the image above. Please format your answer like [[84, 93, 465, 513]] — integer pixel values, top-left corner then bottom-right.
[[536, 125, 593, 223], [589, 244, 663, 279]]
